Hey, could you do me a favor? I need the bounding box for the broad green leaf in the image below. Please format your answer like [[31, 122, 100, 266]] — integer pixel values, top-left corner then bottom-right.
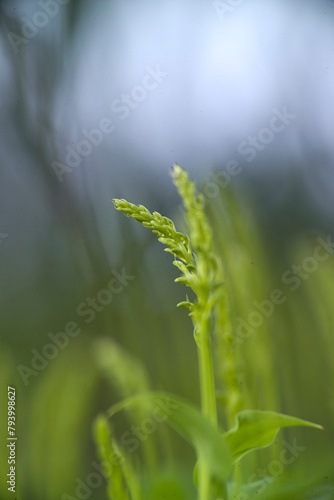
[[107, 391, 233, 483], [223, 409, 323, 463]]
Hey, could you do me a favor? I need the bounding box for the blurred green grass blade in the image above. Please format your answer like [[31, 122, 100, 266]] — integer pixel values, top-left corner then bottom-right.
[[107, 391, 233, 483], [93, 338, 157, 470], [94, 415, 127, 500], [94, 337, 151, 399], [93, 414, 140, 500], [223, 409, 323, 463], [29, 342, 98, 499]]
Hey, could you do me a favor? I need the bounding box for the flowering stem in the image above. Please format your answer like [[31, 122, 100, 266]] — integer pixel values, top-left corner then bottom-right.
[[197, 315, 219, 500], [113, 165, 228, 500], [197, 315, 217, 427]]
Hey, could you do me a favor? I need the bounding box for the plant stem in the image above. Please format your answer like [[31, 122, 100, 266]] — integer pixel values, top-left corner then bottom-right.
[[198, 460, 211, 500], [198, 315, 217, 427], [197, 314, 223, 500]]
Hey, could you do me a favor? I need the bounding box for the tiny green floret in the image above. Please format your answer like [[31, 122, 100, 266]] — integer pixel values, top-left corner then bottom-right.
[[113, 165, 224, 318], [112, 198, 194, 267]]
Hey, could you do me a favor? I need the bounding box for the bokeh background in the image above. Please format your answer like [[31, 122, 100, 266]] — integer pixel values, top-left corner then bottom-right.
[[1, 0, 334, 498]]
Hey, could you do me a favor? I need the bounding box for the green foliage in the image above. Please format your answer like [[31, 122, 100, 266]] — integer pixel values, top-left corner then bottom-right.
[[107, 392, 233, 484], [193, 409, 322, 494], [112, 196, 193, 268], [113, 164, 224, 323], [93, 338, 157, 470], [105, 165, 325, 500], [114, 165, 226, 498], [223, 409, 323, 463]]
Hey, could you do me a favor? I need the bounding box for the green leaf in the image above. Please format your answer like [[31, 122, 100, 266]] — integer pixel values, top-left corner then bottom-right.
[[107, 391, 233, 483], [223, 409, 323, 463]]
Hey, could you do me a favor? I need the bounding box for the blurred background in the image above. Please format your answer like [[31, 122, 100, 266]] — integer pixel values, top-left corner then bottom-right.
[[1, 0, 334, 498]]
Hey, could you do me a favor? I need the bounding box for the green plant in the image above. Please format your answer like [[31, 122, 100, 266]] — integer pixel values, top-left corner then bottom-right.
[[94, 165, 323, 500]]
